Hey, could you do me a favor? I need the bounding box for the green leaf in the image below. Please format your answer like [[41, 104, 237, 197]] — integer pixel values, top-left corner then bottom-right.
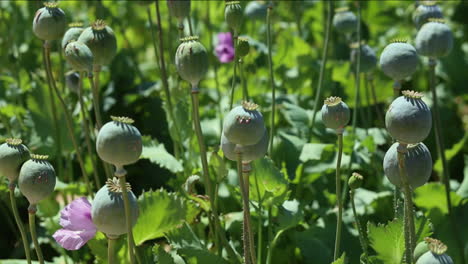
[[278, 199, 303, 229], [141, 136, 183, 173], [434, 133, 468, 174], [133, 189, 200, 245], [414, 182, 463, 215], [299, 143, 334, 162], [250, 157, 289, 205], [331, 253, 346, 264]]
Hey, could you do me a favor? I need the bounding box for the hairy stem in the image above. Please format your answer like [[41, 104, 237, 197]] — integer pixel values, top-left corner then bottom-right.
[[107, 238, 117, 264], [334, 133, 344, 260], [254, 170, 263, 264], [350, 189, 369, 262], [28, 206, 44, 264], [237, 153, 252, 264], [117, 171, 136, 264], [266, 4, 275, 155], [91, 66, 103, 130], [243, 163, 256, 264], [9, 184, 31, 264], [229, 60, 238, 110]]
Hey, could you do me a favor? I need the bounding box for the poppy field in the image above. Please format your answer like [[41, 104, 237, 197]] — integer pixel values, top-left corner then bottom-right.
[[0, 1, 468, 264]]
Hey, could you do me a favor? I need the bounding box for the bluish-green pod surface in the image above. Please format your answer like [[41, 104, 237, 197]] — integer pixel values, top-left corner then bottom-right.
[[78, 20, 117, 66], [96, 117, 143, 167], [225, 1, 243, 33], [167, 0, 191, 24], [0, 139, 30, 183], [244, 1, 267, 20], [321, 97, 350, 132], [221, 130, 268, 163], [415, 21, 453, 59], [18, 156, 56, 205], [65, 41, 94, 73], [33, 3, 67, 41], [413, 2, 443, 29], [332, 9, 357, 34], [414, 241, 430, 262], [175, 36, 208, 87], [416, 251, 453, 264], [385, 91, 432, 144], [61, 25, 84, 50], [91, 179, 139, 237], [223, 102, 266, 146], [351, 44, 377, 73], [379, 42, 419, 81], [383, 142, 432, 189]]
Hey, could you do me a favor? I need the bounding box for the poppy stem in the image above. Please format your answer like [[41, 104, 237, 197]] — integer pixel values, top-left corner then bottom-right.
[[9, 184, 31, 264]]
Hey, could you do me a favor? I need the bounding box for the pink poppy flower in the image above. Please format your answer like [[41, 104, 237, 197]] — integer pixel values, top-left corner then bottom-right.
[[215, 32, 235, 63]]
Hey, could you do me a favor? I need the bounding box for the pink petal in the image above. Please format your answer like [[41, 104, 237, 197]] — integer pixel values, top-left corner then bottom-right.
[[53, 228, 96, 250], [59, 197, 95, 231], [215, 44, 235, 63], [217, 32, 233, 45]]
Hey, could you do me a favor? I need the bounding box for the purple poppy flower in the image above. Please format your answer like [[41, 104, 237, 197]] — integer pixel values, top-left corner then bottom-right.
[[215, 32, 235, 63], [53, 197, 97, 250]]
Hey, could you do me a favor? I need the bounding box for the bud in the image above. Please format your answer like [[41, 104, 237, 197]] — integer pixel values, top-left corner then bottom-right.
[[348, 172, 364, 190], [237, 37, 250, 57]]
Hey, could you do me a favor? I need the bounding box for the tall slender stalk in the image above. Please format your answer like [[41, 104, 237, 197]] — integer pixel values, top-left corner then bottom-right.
[[237, 153, 252, 264], [116, 167, 136, 264], [350, 189, 369, 262], [397, 144, 415, 264], [254, 170, 263, 264], [91, 65, 103, 130], [393, 80, 401, 98], [239, 58, 249, 101], [229, 61, 238, 109], [367, 74, 384, 127], [107, 238, 117, 264], [43, 41, 93, 196], [28, 205, 44, 264], [333, 133, 344, 260], [187, 15, 194, 36], [78, 72, 101, 188], [266, 4, 275, 155], [9, 183, 31, 264], [243, 162, 256, 264]]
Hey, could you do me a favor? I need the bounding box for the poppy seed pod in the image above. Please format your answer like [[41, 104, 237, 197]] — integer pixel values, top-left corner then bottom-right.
[[96, 116, 143, 167], [379, 40, 419, 81], [65, 41, 94, 73], [415, 19, 453, 59], [237, 37, 250, 57], [221, 130, 268, 163], [223, 102, 266, 146], [18, 155, 56, 205], [78, 20, 117, 66], [225, 1, 243, 34], [332, 7, 358, 34], [33, 2, 67, 41], [61, 23, 84, 51], [0, 139, 30, 183], [175, 36, 208, 87], [414, 240, 430, 262], [348, 172, 364, 190], [416, 238, 453, 264], [383, 142, 432, 189], [321, 96, 350, 133], [167, 0, 191, 25], [244, 0, 268, 20], [413, 1, 443, 29], [385, 90, 432, 144], [350, 42, 377, 73], [91, 178, 139, 237]]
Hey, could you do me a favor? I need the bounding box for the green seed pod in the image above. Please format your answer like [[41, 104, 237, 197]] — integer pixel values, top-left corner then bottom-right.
[[65, 41, 94, 73], [0, 139, 30, 183], [78, 20, 117, 66], [96, 116, 143, 167], [221, 130, 268, 162], [415, 19, 453, 59], [348, 172, 364, 190], [416, 238, 453, 264], [175, 36, 208, 87], [350, 42, 377, 73], [167, 0, 191, 25], [33, 2, 67, 41], [225, 1, 243, 34], [223, 102, 266, 146], [91, 178, 139, 237], [18, 155, 56, 205], [385, 90, 432, 144], [333, 7, 358, 34], [413, 1, 443, 29], [383, 142, 432, 189], [321, 96, 350, 133], [237, 37, 250, 57], [244, 1, 268, 20], [379, 40, 419, 81], [61, 22, 84, 50], [414, 240, 430, 262]]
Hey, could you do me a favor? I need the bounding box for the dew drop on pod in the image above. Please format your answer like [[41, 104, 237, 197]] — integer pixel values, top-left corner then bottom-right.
[[96, 116, 143, 167], [221, 130, 268, 163], [32, 2, 67, 41], [383, 142, 432, 189], [379, 39, 419, 82], [78, 19, 117, 67], [64, 41, 94, 73], [332, 7, 358, 34], [18, 154, 56, 206], [91, 178, 139, 238], [0, 138, 30, 184], [175, 36, 209, 88], [61, 22, 84, 51], [413, 0, 443, 29], [350, 42, 377, 73], [385, 90, 432, 144], [244, 0, 268, 21], [416, 238, 454, 264], [415, 19, 453, 59], [167, 0, 191, 27], [225, 1, 243, 35], [223, 101, 266, 146], [321, 96, 350, 134]]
